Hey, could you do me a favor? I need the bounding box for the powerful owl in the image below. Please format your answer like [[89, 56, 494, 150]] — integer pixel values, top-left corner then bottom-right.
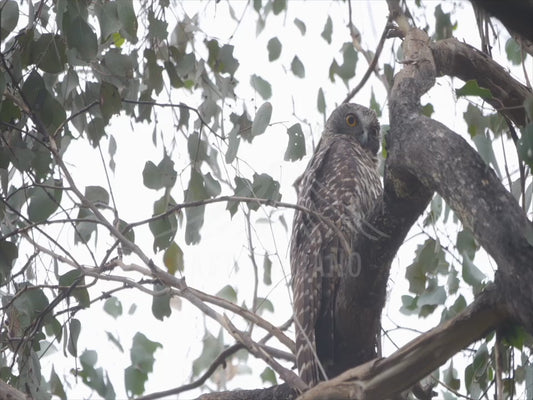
[[290, 103, 382, 387]]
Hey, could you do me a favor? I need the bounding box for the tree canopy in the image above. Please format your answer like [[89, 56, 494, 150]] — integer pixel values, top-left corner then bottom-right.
[[0, 1, 532, 399]]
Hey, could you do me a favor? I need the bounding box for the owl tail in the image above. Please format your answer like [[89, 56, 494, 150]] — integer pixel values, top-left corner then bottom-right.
[[295, 328, 323, 388]]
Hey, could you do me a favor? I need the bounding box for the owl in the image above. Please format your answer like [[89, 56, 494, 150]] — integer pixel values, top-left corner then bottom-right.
[[290, 103, 382, 387]]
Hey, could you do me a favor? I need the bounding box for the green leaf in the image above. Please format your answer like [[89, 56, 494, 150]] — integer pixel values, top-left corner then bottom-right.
[[456, 229, 477, 259], [79, 350, 115, 399], [260, 367, 277, 385], [256, 297, 274, 314], [455, 80, 492, 100], [291, 55, 305, 78], [21, 71, 66, 135], [192, 330, 224, 377], [65, 16, 98, 61], [433, 4, 454, 40], [85, 185, 110, 206], [12, 284, 50, 330], [149, 195, 178, 252], [50, 367, 67, 400], [27, 178, 63, 223], [148, 10, 168, 41], [272, 0, 286, 15], [163, 242, 184, 275], [67, 319, 81, 357], [59, 269, 90, 308], [284, 123, 306, 161], [329, 42, 358, 83], [33, 34, 67, 73], [443, 361, 460, 391], [106, 331, 124, 353], [462, 255, 486, 289], [321, 16, 332, 44], [421, 102, 434, 117], [418, 284, 446, 307], [472, 132, 501, 177], [317, 88, 326, 115], [184, 170, 207, 245], [151, 282, 171, 320], [251, 173, 281, 205], [518, 124, 533, 168], [0, 0, 19, 40], [225, 120, 241, 163], [250, 74, 272, 100], [216, 285, 237, 303], [251, 102, 272, 137], [505, 37, 524, 65], [267, 37, 282, 62], [399, 295, 417, 315], [103, 297, 123, 319], [100, 82, 122, 122], [142, 154, 177, 190], [130, 332, 162, 372], [293, 18, 306, 35], [227, 177, 253, 217], [87, 117, 107, 147], [263, 255, 272, 285], [117, 0, 138, 43], [0, 240, 18, 285]]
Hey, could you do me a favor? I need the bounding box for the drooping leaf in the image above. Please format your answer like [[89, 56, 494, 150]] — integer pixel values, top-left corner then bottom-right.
[[78, 350, 116, 399], [370, 89, 382, 117], [462, 255, 486, 290], [321, 16, 332, 44], [125, 333, 161, 395], [505, 37, 524, 65], [148, 10, 168, 41], [284, 123, 306, 161], [0, 0, 19, 39], [216, 285, 237, 303], [50, 367, 67, 400], [183, 170, 208, 245], [227, 177, 253, 217], [250, 74, 272, 100], [148, 195, 178, 252], [317, 88, 326, 115], [267, 37, 282, 62], [0, 240, 18, 285], [433, 4, 455, 40], [329, 42, 358, 84], [103, 297, 123, 319], [27, 178, 63, 223], [272, 0, 286, 15], [67, 319, 81, 357], [33, 34, 67, 73], [291, 55, 305, 78], [251, 102, 272, 137], [192, 330, 224, 377], [142, 154, 177, 190], [455, 80, 492, 100], [293, 18, 306, 35], [260, 367, 277, 385], [251, 173, 281, 207], [263, 255, 272, 285], [518, 124, 533, 168], [117, 0, 138, 43], [58, 269, 90, 308], [100, 82, 122, 122], [64, 15, 98, 61], [163, 241, 184, 275], [151, 282, 171, 320]]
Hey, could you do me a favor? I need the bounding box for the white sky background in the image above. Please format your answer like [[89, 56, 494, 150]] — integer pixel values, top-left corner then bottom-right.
[[24, 1, 531, 399]]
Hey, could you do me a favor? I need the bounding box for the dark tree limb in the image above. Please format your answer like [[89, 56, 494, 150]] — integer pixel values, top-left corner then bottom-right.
[[430, 38, 532, 127]]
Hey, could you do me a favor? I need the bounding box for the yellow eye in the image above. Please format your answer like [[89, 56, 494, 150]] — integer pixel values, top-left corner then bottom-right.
[[345, 114, 358, 127]]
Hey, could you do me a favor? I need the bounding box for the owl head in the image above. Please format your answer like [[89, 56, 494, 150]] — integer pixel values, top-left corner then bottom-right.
[[324, 103, 380, 155]]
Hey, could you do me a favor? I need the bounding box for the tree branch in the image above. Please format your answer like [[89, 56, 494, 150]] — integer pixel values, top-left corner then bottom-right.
[[429, 38, 532, 127]]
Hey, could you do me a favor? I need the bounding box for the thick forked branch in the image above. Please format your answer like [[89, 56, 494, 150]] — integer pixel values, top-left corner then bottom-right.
[[387, 28, 533, 333]]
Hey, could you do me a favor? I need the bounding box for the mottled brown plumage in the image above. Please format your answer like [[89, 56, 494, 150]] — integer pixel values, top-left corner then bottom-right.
[[290, 103, 382, 387]]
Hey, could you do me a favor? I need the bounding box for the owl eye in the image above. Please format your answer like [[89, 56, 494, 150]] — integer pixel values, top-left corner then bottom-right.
[[345, 114, 358, 127]]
